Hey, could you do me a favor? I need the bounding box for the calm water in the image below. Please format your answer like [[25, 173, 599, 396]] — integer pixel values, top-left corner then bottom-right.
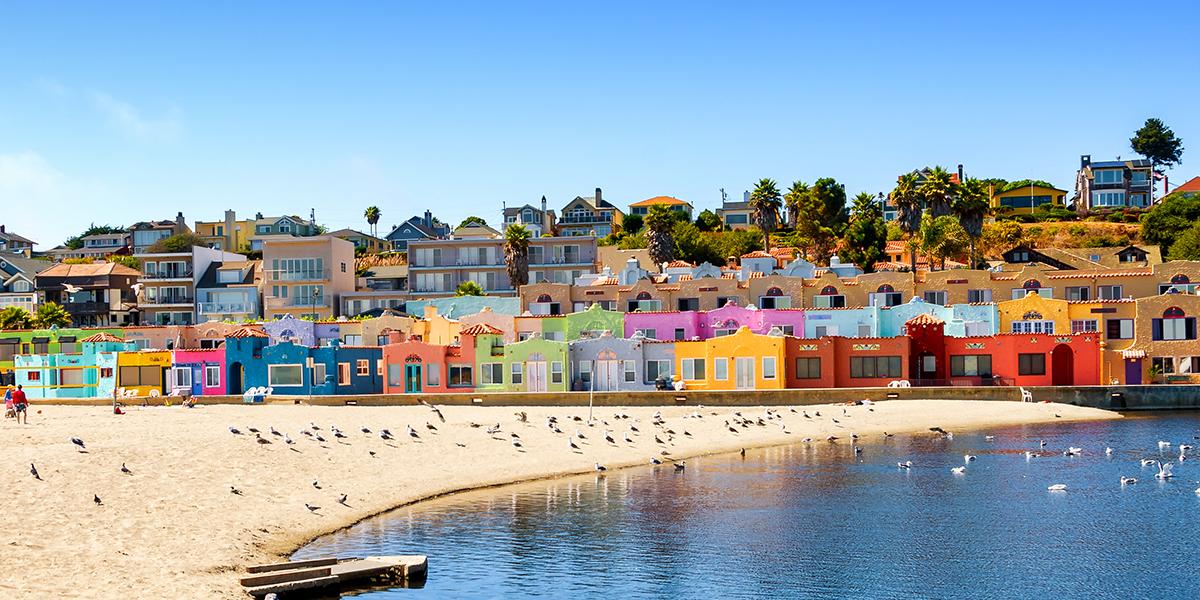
[[295, 412, 1200, 599]]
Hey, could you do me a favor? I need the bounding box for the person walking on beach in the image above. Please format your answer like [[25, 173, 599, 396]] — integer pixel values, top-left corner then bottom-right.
[[3, 386, 13, 419], [11, 385, 29, 425]]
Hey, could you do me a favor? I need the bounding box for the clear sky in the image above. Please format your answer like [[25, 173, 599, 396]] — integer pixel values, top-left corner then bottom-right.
[[1, 1, 1196, 248]]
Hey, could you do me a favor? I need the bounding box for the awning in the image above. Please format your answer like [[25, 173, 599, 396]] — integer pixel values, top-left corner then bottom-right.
[[30, 337, 50, 343], [1121, 350, 1146, 359]]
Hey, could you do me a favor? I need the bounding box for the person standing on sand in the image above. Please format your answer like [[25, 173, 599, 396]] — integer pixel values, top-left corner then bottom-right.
[[11, 385, 29, 425], [3, 386, 13, 419]]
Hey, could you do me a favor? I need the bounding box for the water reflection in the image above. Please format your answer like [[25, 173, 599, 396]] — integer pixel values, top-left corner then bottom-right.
[[297, 412, 1200, 599]]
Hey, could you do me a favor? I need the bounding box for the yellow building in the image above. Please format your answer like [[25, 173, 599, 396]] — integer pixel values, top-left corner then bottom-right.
[[409, 305, 463, 346], [1065, 298, 1137, 384], [673, 326, 786, 390], [115, 350, 172, 396], [997, 291, 1069, 335], [990, 183, 1067, 217]]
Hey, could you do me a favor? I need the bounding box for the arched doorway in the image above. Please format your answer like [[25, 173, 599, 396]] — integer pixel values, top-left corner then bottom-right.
[[1051, 345, 1074, 386], [228, 362, 243, 395]]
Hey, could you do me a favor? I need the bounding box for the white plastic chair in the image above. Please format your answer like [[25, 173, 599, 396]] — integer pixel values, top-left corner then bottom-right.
[[148, 389, 160, 397], [1020, 387, 1033, 402]]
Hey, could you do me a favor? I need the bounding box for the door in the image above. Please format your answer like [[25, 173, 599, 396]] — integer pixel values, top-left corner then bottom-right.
[[1125, 358, 1142, 385], [528, 361, 548, 392], [735, 357, 755, 390], [919, 354, 937, 381], [594, 360, 619, 391], [228, 363, 243, 395], [1051, 345, 1074, 386], [405, 364, 422, 393], [190, 364, 203, 396]]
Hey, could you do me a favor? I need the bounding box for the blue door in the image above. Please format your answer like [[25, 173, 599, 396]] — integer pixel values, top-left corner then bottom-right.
[[191, 364, 204, 395], [405, 364, 422, 393]]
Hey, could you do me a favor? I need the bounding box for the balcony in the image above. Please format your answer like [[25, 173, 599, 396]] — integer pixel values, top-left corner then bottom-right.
[[267, 269, 331, 282], [141, 270, 193, 280], [266, 296, 329, 309], [140, 296, 195, 307], [63, 301, 110, 315], [198, 302, 253, 315], [559, 214, 613, 225]]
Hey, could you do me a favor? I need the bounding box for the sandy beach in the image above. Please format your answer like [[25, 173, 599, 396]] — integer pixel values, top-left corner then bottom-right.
[[0, 399, 1118, 598]]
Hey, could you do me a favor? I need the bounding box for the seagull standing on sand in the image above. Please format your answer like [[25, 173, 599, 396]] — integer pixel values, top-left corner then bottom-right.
[[595, 462, 607, 472], [650, 457, 662, 465], [284, 434, 295, 445], [228, 426, 242, 436], [93, 494, 103, 506], [604, 430, 616, 444], [425, 422, 438, 433], [121, 463, 132, 475], [230, 486, 244, 496], [305, 503, 321, 513], [338, 494, 348, 505], [30, 463, 41, 480], [255, 434, 272, 445], [512, 438, 523, 450], [624, 431, 635, 444], [269, 426, 282, 436], [71, 437, 87, 451], [407, 425, 420, 440], [569, 438, 580, 451]]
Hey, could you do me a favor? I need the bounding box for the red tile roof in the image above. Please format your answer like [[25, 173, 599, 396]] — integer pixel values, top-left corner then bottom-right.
[[82, 332, 125, 343], [227, 327, 269, 339], [1172, 176, 1200, 195], [629, 195, 691, 207], [666, 260, 694, 268], [741, 250, 772, 259], [905, 313, 944, 326], [460, 323, 504, 336]]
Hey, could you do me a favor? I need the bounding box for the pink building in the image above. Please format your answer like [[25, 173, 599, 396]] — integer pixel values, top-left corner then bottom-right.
[[171, 347, 227, 396], [624, 311, 703, 341], [624, 306, 805, 341]]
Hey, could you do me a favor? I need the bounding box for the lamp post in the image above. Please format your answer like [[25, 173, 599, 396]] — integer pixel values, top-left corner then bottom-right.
[[311, 288, 320, 321]]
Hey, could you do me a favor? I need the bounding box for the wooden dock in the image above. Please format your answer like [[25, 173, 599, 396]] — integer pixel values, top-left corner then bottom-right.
[[241, 555, 427, 597]]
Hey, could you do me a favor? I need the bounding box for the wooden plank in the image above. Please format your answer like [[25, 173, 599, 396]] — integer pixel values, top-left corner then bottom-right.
[[245, 557, 341, 573], [239, 566, 333, 587], [245, 575, 340, 597]]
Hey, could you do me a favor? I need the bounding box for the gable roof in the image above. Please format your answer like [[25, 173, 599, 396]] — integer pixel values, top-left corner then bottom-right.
[[388, 217, 437, 240], [460, 323, 504, 336], [0, 230, 35, 245], [0, 255, 52, 277], [36, 262, 141, 278], [1170, 176, 1200, 195], [81, 332, 125, 343], [630, 196, 691, 208]]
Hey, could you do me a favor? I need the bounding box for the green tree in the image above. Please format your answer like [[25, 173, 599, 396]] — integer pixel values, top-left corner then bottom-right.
[[840, 192, 887, 272], [458, 215, 488, 230], [503, 224, 531, 290], [644, 205, 676, 267], [890, 172, 923, 271], [919, 166, 957, 218], [783, 181, 809, 228], [617, 231, 647, 250], [64, 224, 126, 250], [364, 206, 382, 237], [0, 306, 35, 330], [1141, 193, 1200, 254], [673, 221, 723, 266], [1168, 222, 1200, 261], [748, 178, 783, 252], [920, 214, 967, 270], [455, 280, 485, 296], [34, 301, 72, 328], [980, 220, 1026, 259], [1130, 117, 1184, 201], [146, 232, 206, 254], [713, 228, 763, 262], [622, 213, 644, 234], [953, 178, 991, 268], [107, 255, 141, 270], [793, 178, 847, 264], [694, 209, 722, 232]]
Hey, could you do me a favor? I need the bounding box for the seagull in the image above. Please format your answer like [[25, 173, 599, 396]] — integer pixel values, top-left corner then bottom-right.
[[1048, 484, 1068, 491], [951, 466, 966, 475], [683, 430, 692, 437], [305, 503, 321, 513], [312, 479, 321, 489], [247, 426, 260, 434], [314, 433, 326, 443], [510, 432, 521, 439], [897, 461, 913, 469], [964, 454, 977, 463], [853, 446, 863, 455], [1039, 440, 1047, 448], [368, 451, 377, 457], [337, 494, 348, 505], [883, 432, 894, 438], [431, 406, 445, 422], [985, 436, 995, 441], [740, 448, 746, 458], [284, 434, 294, 445], [228, 426, 241, 435], [63, 283, 82, 294], [515, 411, 528, 423], [674, 462, 686, 472], [30, 463, 41, 480], [1158, 440, 1171, 449], [93, 494, 103, 506], [1155, 462, 1174, 480], [623, 431, 634, 444], [511, 438, 523, 449], [826, 436, 838, 442], [406, 425, 420, 439], [300, 430, 313, 438], [630, 424, 640, 433], [270, 426, 282, 436], [380, 429, 394, 440], [569, 438, 580, 451], [456, 442, 467, 448], [230, 486, 243, 496], [120, 463, 132, 475], [576, 429, 587, 440], [309, 423, 321, 431], [802, 437, 812, 443], [360, 426, 371, 434], [1064, 447, 1083, 457], [486, 424, 501, 435], [1105, 447, 1113, 456], [1120, 476, 1137, 485], [255, 434, 271, 445], [1141, 458, 1159, 467], [650, 457, 662, 465], [605, 431, 616, 444], [71, 437, 87, 451], [425, 422, 438, 432], [595, 462, 607, 472], [1025, 451, 1038, 460]]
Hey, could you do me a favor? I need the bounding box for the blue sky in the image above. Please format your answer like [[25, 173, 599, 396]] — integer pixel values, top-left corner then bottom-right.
[[1, 1, 1196, 248]]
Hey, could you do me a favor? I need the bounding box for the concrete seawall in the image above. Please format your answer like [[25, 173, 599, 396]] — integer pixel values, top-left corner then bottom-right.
[[43, 385, 1200, 410]]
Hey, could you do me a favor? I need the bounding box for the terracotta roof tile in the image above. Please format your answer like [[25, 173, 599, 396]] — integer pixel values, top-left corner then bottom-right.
[[227, 327, 269, 339], [741, 250, 772, 259], [905, 313, 944, 326], [81, 332, 125, 343], [666, 260, 694, 268], [460, 323, 505, 335]]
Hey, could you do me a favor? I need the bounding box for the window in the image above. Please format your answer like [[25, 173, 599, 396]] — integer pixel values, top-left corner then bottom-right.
[[1018, 353, 1046, 376], [481, 363, 504, 385], [857, 324, 872, 337], [714, 358, 729, 380], [813, 294, 845, 308], [950, 355, 992, 377], [850, 356, 902, 379], [677, 298, 700, 311], [510, 363, 523, 385], [1152, 357, 1175, 375], [1153, 310, 1196, 341], [577, 360, 591, 384], [550, 361, 563, 384], [1094, 169, 1124, 184], [27, 371, 40, 382], [967, 289, 993, 303], [923, 291, 948, 306], [356, 359, 370, 376], [1092, 191, 1126, 207], [1106, 319, 1134, 340], [377, 360, 384, 376], [338, 363, 351, 385], [205, 365, 220, 388], [623, 360, 636, 383], [268, 364, 304, 387], [681, 358, 706, 380], [1011, 320, 1055, 334], [1179, 357, 1200, 375], [448, 365, 473, 387], [1097, 285, 1123, 300], [674, 328, 686, 340], [1071, 320, 1098, 333], [795, 357, 821, 379], [1010, 250, 1030, 263], [427, 364, 440, 386], [99, 367, 113, 378], [763, 357, 777, 380], [1065, 286, 1091, 301], [1012, 287, 1051, 299], [774, 325, 795, 336], [312, 363, 326, 385], [645, 359, 670, 382], [635, 328, 657, 340], [813, 325, 838, 338]]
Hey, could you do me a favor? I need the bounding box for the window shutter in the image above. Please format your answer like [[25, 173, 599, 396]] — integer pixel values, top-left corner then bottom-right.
[[1151, 319, 1163, 341], [1188, 318, 1197, 340]]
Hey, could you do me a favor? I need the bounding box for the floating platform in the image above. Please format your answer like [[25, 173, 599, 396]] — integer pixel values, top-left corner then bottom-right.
[[241, 555, 427, 597]]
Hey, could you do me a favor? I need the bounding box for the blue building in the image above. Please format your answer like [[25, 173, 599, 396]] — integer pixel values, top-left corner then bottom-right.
[[224, 327, 382, 396]]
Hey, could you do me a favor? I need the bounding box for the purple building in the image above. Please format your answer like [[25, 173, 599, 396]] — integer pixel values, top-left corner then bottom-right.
[[624, 305, 805, 341]]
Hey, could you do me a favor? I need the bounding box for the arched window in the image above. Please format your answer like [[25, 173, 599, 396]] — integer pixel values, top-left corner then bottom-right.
[[536, 294, 552, 303], [1023, 279, 1041, 289], [766, 287, 783, 297], [877, 284, 894, 293], [1164, 306, 1185, 319], [1171, 274, 1190, 285], [820, 285, 838, 296], [636, 291, 652, 300]]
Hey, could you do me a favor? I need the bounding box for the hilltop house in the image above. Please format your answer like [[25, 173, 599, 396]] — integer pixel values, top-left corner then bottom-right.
[[329, 228, 389, 254], [0, 255, 49, 313], [385, 211, 451, 252], [35, 262, 140, 326], [990, 182, 1068, 217], [558, 188, 622, 238], [129, 214, 189, 254], [628, 196, 694, 220], [716, 192, 754, 230], [0, 225, 36, 253], [1073, 155, 1154, 211], [503, 197, 557, 237]]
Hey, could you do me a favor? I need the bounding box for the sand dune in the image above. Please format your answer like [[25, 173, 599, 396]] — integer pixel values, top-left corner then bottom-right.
[[0, 399, 1117, 598]]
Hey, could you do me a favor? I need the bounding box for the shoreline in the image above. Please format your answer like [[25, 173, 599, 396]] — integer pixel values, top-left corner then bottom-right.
[[1, 400, 1120, 598]]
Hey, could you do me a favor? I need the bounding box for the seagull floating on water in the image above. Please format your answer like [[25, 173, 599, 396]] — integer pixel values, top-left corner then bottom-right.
[[674, 461, 686, 472], [650, 457, 662, 465], [897, 461, 913, 469], [1048, 484, 1067, 492], [1120, 476, 1137, 485], [951, 466, 966, 475], [964, 454, 977, 463]]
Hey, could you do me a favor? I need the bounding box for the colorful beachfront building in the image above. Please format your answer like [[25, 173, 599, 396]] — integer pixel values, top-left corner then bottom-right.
[[568, 331, 657, 391], [0, 326, 123, 384], [515, 304, 624, 342], [674, 327, 788, 390], [171, 347, 226, 396], [878, 298, 998, 338], [12, 332, 126, 399], [624, 304, 806, 341], [116, 349, 173, 396], [224, 327, 383, 396]]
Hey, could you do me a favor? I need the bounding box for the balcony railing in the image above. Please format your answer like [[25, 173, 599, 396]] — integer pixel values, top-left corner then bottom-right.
[[141, 296, 195, 307], [142, 270, 193, 280], [198, 302, 252, 315], [63, 301, 109, 314], [266, 296, 329, 309], [267, 269, 331, 282], [559, 214, 613, 224]]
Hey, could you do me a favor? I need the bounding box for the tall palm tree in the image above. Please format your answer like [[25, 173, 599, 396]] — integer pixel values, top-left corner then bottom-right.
[[783, 181, 809, 228], [34, 302, 72, 328], [363, 206, 381, 238], [0, 306, 34, 330], [644, 204, 677, 268], [504, 223, 532, 289], [953, 177, 991, 268], [890, 172, 923, 272], [919, 166, 957, 218], [749, 178, 783, 252]]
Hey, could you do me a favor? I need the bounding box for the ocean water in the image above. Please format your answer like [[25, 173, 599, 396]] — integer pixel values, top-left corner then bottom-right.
[[294, 412, 1200, 599]]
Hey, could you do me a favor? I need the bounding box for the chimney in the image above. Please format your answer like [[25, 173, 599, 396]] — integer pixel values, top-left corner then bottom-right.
[[540, 195, 548, 231], [1080, 155, 1091, 169], [175, 212, 186, 234], [594, 187, 602, 206], [224, 210, 236, 250], [743, 191, 750, 202], [956, 164, 964, 183], [424, 210, 432, 228], [0, 225, 5, 233], [255, 212, 263, 220]]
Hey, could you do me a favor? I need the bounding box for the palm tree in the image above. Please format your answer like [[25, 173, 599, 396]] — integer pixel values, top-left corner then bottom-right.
[[455, 280, 485, 296], [34, 301, 72, 328], [0, 306, 34, 330], [783, 181, 809, 228], [749, 178, 783, 252], [890, 172, 923, 272], [363, 206, 381, 238], [644, 204, 676, 268], [504, 223, 532, 290], [953, 177, 991, 268], [919, 166, 957, 218]]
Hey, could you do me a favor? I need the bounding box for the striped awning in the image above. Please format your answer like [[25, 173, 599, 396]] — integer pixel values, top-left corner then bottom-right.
[[1121, 350, 1146, 359]]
